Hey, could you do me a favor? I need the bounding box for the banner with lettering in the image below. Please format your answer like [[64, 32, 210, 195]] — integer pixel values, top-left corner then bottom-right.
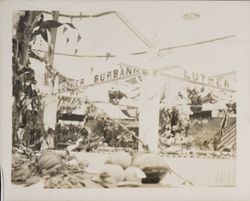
[[58, 75, 85, 92]]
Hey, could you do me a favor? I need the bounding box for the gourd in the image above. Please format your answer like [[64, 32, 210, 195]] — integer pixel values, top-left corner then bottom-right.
[[105, 151, 132, 169], [100, 164, 125, 182]]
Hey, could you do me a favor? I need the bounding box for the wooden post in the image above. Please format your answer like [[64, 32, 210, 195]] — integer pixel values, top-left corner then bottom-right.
[[48, 11, 59, 67], [138, 71, 165, 152], [43, 11, 59, 130]]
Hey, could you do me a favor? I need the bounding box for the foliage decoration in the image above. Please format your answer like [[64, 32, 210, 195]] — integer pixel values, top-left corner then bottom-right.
[[186, 87, 217, 105], [108, 89, 127, 105], [12, 11, 76, 147]]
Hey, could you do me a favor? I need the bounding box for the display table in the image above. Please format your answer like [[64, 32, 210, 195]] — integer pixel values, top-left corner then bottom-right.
[[163, 157, 235, 186], [11, 151, 236, 188], [69, 152, 236, 187]]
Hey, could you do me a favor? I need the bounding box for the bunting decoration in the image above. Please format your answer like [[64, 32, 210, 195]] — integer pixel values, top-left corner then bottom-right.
[[79, 12, 83, 20], [63, 26, 68, 33], [31, 20, 76, 43], [40, 11, 236, 61], [57, 95, 84, 114], [77, 34, 82, 43], [106, 52, 112, 61], [66, 37, 70, 44], [42, 10, 116, 19]]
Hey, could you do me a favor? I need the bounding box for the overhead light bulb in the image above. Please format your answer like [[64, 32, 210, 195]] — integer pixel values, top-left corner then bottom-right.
[[183, 12, 200, 20]]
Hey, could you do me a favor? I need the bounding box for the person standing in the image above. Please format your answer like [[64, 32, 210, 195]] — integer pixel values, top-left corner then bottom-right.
[[46, 128, 55, 149], [170, 107, 180, 136]]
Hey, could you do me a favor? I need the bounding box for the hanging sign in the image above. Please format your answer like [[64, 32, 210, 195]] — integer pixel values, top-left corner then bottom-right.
[[58, 75, 85, 92], [94, 66, 140, 84], [184, 69, 231, 89]]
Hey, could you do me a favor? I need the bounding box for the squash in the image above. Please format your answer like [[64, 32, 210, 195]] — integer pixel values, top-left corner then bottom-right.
[[124, 166, 146, 183], [105, 151, 132, 169], [11, 165, 31, 183], [37, 151, 63, 174], [100, 164, 125, 182], [67, 154, 77, 161], [132, 153, 169, 183]]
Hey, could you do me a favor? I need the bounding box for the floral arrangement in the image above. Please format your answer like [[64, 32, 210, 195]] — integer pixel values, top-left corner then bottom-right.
[[186, 87, 217, 105]]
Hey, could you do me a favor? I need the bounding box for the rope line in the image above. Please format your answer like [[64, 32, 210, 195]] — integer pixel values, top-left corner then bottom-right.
[[42, 10, 116, 18], [32, 34, 236, 59], [115, 12, 155, 49], [159, 34, 236, 51]]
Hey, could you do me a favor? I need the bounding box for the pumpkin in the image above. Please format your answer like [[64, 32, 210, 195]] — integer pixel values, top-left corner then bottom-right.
[[11, 165, 31, 183], [37, 151, 63, 174], [106, 151, 132, 169], [67, 154, 77, 161], [100, 164, 125, 182], [78, 160, 88, 169]]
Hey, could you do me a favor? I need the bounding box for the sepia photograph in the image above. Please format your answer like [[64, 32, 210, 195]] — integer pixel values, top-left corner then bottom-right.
[[1, 1, 250, 201]]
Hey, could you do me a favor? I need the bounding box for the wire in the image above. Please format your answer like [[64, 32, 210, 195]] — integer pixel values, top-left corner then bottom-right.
[[42, 10, 116, 19], [32, 34, 236, 59], [43, 10, 155, 49], [32, 48, 115, 58], [159, 34, 236, 52], [115, 12, 155, 49]]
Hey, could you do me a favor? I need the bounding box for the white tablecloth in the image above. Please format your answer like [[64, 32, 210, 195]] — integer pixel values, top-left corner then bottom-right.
[[162, 157, 236, 186], [71, 152, 236, 187]]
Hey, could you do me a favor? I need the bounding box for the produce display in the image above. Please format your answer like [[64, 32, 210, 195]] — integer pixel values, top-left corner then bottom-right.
[[11, 149, 172, 188], [37, 151, 63, 174], [12, 149, 87, 186], [10, 10, 237, 191]]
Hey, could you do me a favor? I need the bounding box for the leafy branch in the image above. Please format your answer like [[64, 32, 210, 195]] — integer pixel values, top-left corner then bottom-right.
[[12, 11, 76, 147]]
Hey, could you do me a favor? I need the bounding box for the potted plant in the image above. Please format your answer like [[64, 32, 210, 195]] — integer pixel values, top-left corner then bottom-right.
[[186, 87, 217, 113], [108, 88, 127, 105]]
